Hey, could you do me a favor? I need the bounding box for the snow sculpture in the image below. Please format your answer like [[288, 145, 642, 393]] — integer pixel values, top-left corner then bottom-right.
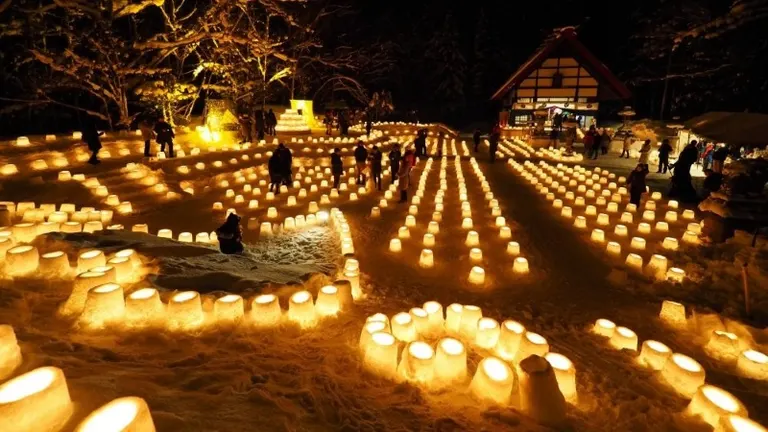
[[687, 385, 747, 428], [288, 291, 316, 328], [167, 291, 204, 331], [469, 356, 514, 405], [0, 325, 22, 381], [519, 355, 568, 427], [661, 353, 706, 397], [0, 366, 73, 431], [74, 396, 156, 432]]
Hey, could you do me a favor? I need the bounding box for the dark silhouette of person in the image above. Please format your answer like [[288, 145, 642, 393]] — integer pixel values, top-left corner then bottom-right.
[[627, 164, 649, 205], [266, 109, 277, 135], [279, 143, 292, 186], [489, 123, 501, 163], [370, 145, 383, 191], [473, 129, 481, 153], [388, 143, 401, 183], [268, 150, 282, 194], [354, 141, 368, 185], [215, 213, 244, 254], [669, 141, 699, 202], [139, 117, 155, 157], [82, 122, 104, 165], [331, 148, 343, 188], [657, 139, 673, 174], [154, 119, 175, 157]]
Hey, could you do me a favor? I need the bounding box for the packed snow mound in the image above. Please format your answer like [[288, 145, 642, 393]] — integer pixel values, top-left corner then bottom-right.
[[49, 227, 339, 294]]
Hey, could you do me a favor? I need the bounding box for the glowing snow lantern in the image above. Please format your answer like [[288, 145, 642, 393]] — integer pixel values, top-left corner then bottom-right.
[[659, 300, 687, 329], [610, 326, 638, 351], [593, 318, 616, 337], [465, 231, 480, 246], [389, 238, 402, 252], [364, 332, 399, 377], [461, 218, 473, 229], [405, 215, 416, 227], [682, 230, 700, 245], [5, 245, 40, 276], [434, 337, 467, 386], [737, 350, 768, 380], [630, 237, 647, 251], [476, 318, 501, 349], [79, 283, 125, 329], [591, 228, 605, 243], [661, 353, 706, 398], [168, 291, 204, 331], [0, 366, 73, 431], [553, 199, 563, 209], [288, 291, 316, 328], [250, 294, 282, 327], [687, 385, 747, 428], [398, 226, 410, 239], [315, 285, 340, 317], [516, 332, 550, 362], [688, 222, 702, 234], [398, 341, 435, 385], [625, 253, 644, 270], [561, 206, 573, 218], [663, 237, 680, 250], [573, 216, 587, 229], [468, 266, 485, 285], [665, 211, 678, 222], [545, 352, 577, 402], [683, 209, 696, 220], [469, 356, 514, 405], [620, 212, 634, 223], [391, 312, 417, 342], [74, 396, 155, 432], [667, 267, 686, 282], [638, 340, 672, 370], [705, 331, 741, 362], [716, 416, 767, 432], [124, 288, 164, 328], [0, 325, 22, 380]]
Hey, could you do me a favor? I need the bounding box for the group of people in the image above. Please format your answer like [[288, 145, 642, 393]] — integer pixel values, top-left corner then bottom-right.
[[323, 110, 352, 136], [267, 143, 293, 194], [138, 117, 176, 158], [583, 126, 613, 160], [238, 109, 277, 143], [344, 141, 416, 200]]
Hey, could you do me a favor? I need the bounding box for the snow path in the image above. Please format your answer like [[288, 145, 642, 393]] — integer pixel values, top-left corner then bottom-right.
[[1, 129, 767, 431]]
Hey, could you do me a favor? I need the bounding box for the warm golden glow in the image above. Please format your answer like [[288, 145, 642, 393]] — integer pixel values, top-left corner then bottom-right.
[[75, 397, 154, 432]]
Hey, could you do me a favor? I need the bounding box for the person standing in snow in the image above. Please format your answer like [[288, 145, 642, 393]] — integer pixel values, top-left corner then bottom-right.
[[600, 129, 611, 155], [712, 145, 729, 173], [637, 139, 652, 168], [279, 143, 292, 187], [268, 150, 282, 195], [331, 148, 343, 189], [620, 134, 632, 158], [657, 139, 673, 174], [473, 128, 481, 153], [139, 117, 156, 157], [627, 164, 649, 206], [489, 123, 501, 163], [669, 141, 699, 202], [215, 213, 244, 254], [82, 122, 104, 165], [266, 109, 277, 135], [365, 114, 373, 137], [398, 150, 413, 203], [354, 140, 368, 185], [154, 119, 175, 158], [388, 143, 401, 184], [370, 145, 383, 191]]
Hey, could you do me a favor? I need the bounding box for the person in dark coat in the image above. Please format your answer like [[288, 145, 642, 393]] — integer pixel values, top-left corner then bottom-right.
[[268, 150, 282, 194], [583, 125, 596, 156], [354, 141, 368, 185], [154, 119, 175, 157], [370, 145, 383, 191], [215, 213, 244, 254], [414, 129, 427, 158], [657, 139, 673, 174], [279, 143, 292, 186], [238, 113, 252, 143], [82, 122, 104, 165], [473, 128, 481, 153], [139, 118, 155, 157], [331, 148, 343, 189], [398, 150, 413, 203], [255, 110, 265, 141], [600, 130, 611, 155], [669, 141, 699, 202], [388, 143, 401, 184], [266, 109, 277, 135], [489, 123, 501, 163], [627, 164, 649, 206], [339, 111, 349, 136], [365, 115, 373, 137]]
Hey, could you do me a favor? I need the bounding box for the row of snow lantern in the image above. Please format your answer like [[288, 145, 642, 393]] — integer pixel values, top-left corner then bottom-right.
[[511, 160, 690, 281], [535, 145, 585, 163], [592, 311, 766, 431], [0, 331, 156, 432], [658, 300, 768, 381], [499, 138, 533, 158], [359, 303, 573, 428], [1, 245, 139, 282], [56, 171, 137, 214]]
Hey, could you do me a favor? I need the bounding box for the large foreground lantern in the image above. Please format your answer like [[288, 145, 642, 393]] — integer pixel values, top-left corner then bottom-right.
[[288, 291, 316, 328], [398, 341, 435, 385], [469, 356, 514, 405], [0, 366, 73, 431], [250, 294, 282, 327], [79, 283, 125, 329], [434, 337, 467, 386], [74, 396, 156, 432], [545, 352, 578, 402], [125, 288, 165, 328], [662, 353, 706, 397], [638, 340, 672, 370], [5, 245, 40, 276], [363, 332, 399, 377], [214, 294, 244, 324], [687, 385, 747, 428], [737, 350, 768, 380]]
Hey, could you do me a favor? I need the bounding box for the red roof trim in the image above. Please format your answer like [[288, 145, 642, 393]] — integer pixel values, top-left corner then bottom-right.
[[490, 29, 631, 101]]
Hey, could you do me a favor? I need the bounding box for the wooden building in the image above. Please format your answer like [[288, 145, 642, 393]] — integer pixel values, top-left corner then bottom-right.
[[491, 27, 631, 134]]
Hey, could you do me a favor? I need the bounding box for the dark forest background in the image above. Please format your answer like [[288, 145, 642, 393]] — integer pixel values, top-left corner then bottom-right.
[[0, 0, 766, 134]]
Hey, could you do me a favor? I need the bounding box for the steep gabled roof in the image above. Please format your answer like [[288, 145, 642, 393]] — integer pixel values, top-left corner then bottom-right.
[[490, 27, 632, 101]]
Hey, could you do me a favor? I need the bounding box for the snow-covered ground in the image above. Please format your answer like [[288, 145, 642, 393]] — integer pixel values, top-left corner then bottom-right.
[[0, 125, 766, 431]]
